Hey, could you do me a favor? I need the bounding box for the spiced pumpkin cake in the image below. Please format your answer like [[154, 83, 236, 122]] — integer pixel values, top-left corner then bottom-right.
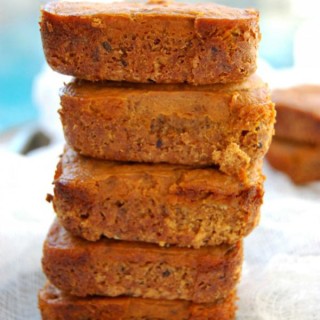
[[59, 75, 275, 179], [272, 85, 320, 145], [267, 138, 320, 184], [49, 146, 264, 248], [39, 283, 237, 320], [42, 221, 243, 304], [40, 0, 260, 85]]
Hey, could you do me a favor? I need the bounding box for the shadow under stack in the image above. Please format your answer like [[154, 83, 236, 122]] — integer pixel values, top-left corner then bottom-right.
[[38, 1, 275, 319]]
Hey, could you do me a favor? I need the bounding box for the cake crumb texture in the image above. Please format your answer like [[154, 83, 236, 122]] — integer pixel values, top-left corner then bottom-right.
[[40, 0, 260, 84], [52, 146, 264, 247], [39, 283, 236, 320], [42, 221, 243, 304]]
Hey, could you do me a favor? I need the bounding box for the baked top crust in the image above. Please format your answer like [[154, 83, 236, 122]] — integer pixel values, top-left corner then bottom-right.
[[43, 1, 258, 20]]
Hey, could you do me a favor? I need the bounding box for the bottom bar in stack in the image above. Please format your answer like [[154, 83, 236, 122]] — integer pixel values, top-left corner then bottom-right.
[[39, 283, 236, 320]]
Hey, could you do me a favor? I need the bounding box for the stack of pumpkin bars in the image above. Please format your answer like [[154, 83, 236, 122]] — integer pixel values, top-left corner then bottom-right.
[[38, 1, 275, 319]]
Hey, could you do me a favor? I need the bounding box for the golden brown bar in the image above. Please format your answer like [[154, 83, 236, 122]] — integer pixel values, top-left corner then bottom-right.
[[50, 146, 263, 248], [267, 138, 320, 184], [39, 283, 236, 320], [42, 221, 243, 303], [59, 75, 275, 179], [40, 0, 260, 85], [272, 85, 320, 145]]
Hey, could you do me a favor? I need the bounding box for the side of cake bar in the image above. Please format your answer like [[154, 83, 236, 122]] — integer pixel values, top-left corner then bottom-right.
[[39, 283, 236, 320], [50, 146, 264, 248], [60, 75, 275, 178], [40, 1, 260, 84], [42, 221, 243, 304]]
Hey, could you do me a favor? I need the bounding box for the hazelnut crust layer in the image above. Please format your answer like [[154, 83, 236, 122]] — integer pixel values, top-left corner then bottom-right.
[[59, 75, 275, 179], [51, 146, 264, 248], [40, 0, 260, 85], [42, 221, 243, 304], [39, 283, 236, 320]]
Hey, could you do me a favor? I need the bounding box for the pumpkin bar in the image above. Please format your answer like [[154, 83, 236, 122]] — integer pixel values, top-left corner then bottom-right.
[[59, 75, 275, 179], [39, 283, 236, 320], [49, 146, 264, 248], [40, 0, 260, 85], [42, 221, 243, 303], [272, 85, 320, 145], [267, 138, 320, 184]]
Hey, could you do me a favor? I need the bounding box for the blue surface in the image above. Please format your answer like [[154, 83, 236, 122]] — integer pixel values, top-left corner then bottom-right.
[[0, 17, 44, 132], [260, 20, 295, 69]]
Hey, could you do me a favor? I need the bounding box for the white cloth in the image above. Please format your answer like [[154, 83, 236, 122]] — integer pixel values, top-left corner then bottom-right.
[[238, 164, 320, 320], [0, 147, 59, 320], [0, 146, 319, 320]]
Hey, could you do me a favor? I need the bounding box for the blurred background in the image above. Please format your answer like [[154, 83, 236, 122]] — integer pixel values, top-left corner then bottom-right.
[[1, 3, 319, 319], [0, 0, 319, 154], [0, 0, 44, 143]]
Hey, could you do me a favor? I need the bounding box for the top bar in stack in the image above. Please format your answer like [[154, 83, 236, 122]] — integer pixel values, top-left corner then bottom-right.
[[40, 0, 260, 85]]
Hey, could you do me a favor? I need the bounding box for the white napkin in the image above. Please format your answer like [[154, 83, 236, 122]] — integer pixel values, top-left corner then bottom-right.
[[0, 147, 59, 320], [238, 164, 320, 320]]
